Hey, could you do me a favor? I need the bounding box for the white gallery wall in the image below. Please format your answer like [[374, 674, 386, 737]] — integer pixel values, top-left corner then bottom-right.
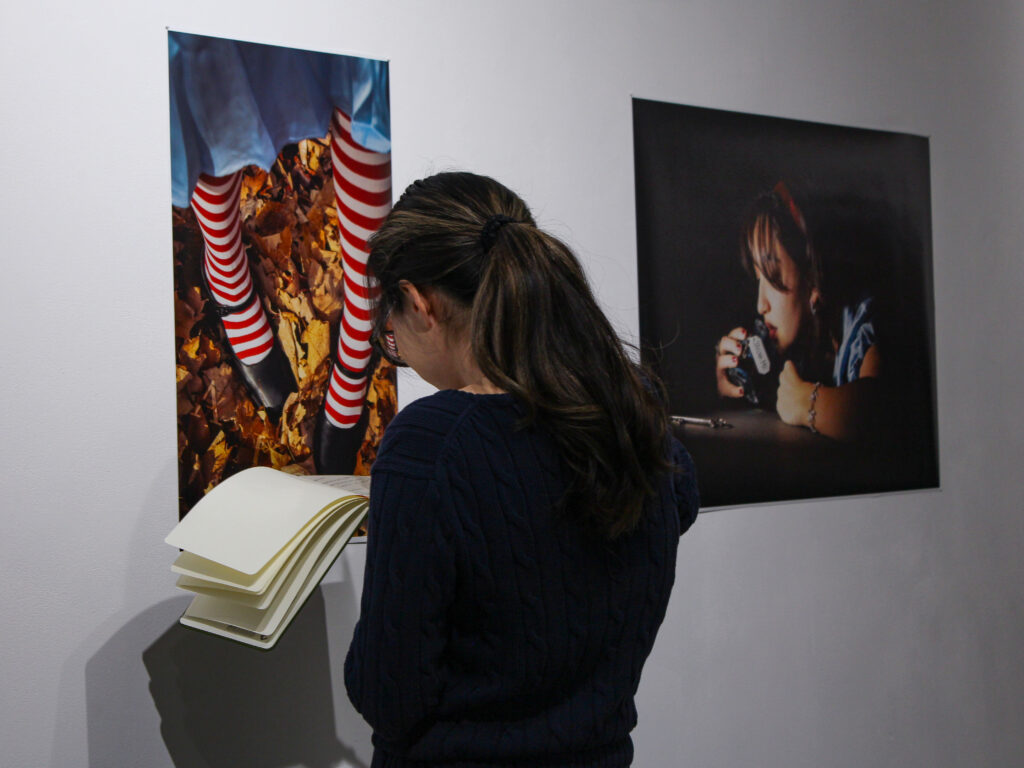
[[2, 1, 1023, 766]]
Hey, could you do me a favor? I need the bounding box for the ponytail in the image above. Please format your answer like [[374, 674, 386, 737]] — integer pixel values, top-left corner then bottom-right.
[[368, 172, 672, 539]]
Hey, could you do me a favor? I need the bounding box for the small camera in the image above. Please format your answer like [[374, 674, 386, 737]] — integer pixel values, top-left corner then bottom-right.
[[725, 318, 780, 410]]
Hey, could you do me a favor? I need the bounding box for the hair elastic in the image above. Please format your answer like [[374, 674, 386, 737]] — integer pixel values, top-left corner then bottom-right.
[[479, 214, 518, 253]]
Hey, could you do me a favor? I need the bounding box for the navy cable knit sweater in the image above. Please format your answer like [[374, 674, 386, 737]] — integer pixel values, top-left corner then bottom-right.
[[345, 390, 699, 767]]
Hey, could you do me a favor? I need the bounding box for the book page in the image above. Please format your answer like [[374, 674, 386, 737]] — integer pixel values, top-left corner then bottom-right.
[[176, 496, 367, 607], [165, 467, 361, 574], [171, 492, 361, 593], [306, 474, 371, 496], [172, 550, 263, 592], [182, 498, 367, 642], [309, 475, 371, 542]]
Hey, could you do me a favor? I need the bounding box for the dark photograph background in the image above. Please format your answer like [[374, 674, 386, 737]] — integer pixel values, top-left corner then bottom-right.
[[633, 99, 939, 508]]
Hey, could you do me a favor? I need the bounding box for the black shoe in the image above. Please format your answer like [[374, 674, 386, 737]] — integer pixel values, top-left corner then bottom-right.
[[314, 401, 369, 475], [201, 282, 297, 416], [233, 340, 296, 417]]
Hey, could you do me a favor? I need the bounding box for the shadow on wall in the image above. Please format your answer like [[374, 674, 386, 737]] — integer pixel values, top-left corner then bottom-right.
[[83, 583, 369, 768]]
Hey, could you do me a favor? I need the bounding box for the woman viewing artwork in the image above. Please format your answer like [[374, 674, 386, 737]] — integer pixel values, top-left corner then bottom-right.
[[344, 172, 699, 767]]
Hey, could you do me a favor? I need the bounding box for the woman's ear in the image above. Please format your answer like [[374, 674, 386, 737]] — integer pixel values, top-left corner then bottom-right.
[[397, 280, 437, 332], [809, 287, 822, 315]]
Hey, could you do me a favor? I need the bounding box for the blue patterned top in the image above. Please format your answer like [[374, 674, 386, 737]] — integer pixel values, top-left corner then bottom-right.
[[833, 296, 877, 385]]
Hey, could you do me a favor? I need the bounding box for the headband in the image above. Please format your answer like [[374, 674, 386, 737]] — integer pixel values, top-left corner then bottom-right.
[[773, 181, 807, 236]]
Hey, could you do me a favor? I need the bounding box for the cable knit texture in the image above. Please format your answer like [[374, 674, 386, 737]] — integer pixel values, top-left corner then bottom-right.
[[345, 390, 699, 768]]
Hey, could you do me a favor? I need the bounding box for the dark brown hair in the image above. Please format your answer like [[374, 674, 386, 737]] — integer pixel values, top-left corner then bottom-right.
[[367, 172, 672, 540], [740, 182, 822, 296], [740, 182, 832, 373]]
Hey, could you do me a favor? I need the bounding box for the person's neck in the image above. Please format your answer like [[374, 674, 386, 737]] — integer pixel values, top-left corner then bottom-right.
[[452, 342, 506, 394], [459, 379, 506, 395]]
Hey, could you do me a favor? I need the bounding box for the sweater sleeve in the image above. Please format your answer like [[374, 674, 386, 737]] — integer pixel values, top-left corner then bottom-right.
[[344, 466, 457, 743], [670, 437, 700, 535]]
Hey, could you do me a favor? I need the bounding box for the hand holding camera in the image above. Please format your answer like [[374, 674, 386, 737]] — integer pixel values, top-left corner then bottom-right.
[[715, 326, 748, 398], [716, 318, 780, 410]]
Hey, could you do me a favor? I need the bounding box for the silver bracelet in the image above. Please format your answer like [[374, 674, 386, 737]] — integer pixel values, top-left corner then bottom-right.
[[808, 382, 821, 433]]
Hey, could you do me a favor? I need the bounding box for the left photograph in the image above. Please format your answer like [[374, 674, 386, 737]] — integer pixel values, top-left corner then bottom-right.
[[169, 31, 396, 517]]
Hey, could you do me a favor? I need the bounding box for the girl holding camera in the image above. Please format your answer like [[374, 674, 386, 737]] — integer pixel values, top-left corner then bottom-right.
[[715, 182, 882, 441]]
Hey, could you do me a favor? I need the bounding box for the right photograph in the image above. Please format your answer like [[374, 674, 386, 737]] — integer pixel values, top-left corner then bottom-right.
[[633, 99, 940, 508]]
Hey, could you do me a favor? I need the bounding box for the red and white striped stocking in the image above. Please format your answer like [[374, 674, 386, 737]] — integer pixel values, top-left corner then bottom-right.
[[190, 172, 274, 364], [323, 109, 392, 428]]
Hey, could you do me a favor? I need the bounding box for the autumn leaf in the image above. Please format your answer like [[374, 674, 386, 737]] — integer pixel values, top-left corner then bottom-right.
[[258, 228, 294, 270], [276, 311, 303, 381], [305, 205, 328, 250], [280, 360, 329, 460], [252, 198, 298, 238], [202, 363, 242, 423], [201, 431, 233, 493], [174, 286, 205, 339], [308, 252, 344, 323], [183, 404, 213, 453], [302, 319, 331, 375]]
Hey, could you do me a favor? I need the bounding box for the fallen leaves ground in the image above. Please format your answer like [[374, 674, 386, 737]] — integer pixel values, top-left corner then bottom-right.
[[172, 137, 396, 519]]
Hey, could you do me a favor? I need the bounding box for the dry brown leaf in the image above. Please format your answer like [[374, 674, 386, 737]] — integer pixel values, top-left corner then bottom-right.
[[276, 311, 302, 381], [240, 167, 269, 199], [259, 228, 294, 269], [305, 205, 327, 250], [321, 200, 341, 253], [280, 361, 329, 460], [302, 319, 331, 375], [249, 253, 279, 301], [276, 286, 315, 324], [201, 431, 233, 494], [267, 444, 296, 469], [174, 286, 205, 339], [176, 365, 194, 416], [179, 335, 223, 379], [203, 363, 241, 423], [183, 404, 212, 453], [231, 398, 268, 440], [310, 251, 344, 322], [305, 256, 325, 295], [253, 199, 298, 238], [280, 399, 308, 455], [180, 336, 200, 361], [298, 137, 324, 174]]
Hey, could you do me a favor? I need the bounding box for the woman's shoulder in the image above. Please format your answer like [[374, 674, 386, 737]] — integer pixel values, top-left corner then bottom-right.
[[387, 389, 515, 434], [373, 390, 517, 477]]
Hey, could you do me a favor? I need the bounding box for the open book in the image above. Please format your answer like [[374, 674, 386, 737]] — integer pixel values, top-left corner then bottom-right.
[[165, 467, 370, 650]]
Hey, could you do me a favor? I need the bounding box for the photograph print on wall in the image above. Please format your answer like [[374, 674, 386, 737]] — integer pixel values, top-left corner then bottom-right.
[[169, 31, 396, 517], [633, 99, 939, 508]]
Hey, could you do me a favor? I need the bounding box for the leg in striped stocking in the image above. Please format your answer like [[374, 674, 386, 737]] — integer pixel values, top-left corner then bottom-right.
[[314, 109, 392, 473], [191, 172, 296, 414]]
